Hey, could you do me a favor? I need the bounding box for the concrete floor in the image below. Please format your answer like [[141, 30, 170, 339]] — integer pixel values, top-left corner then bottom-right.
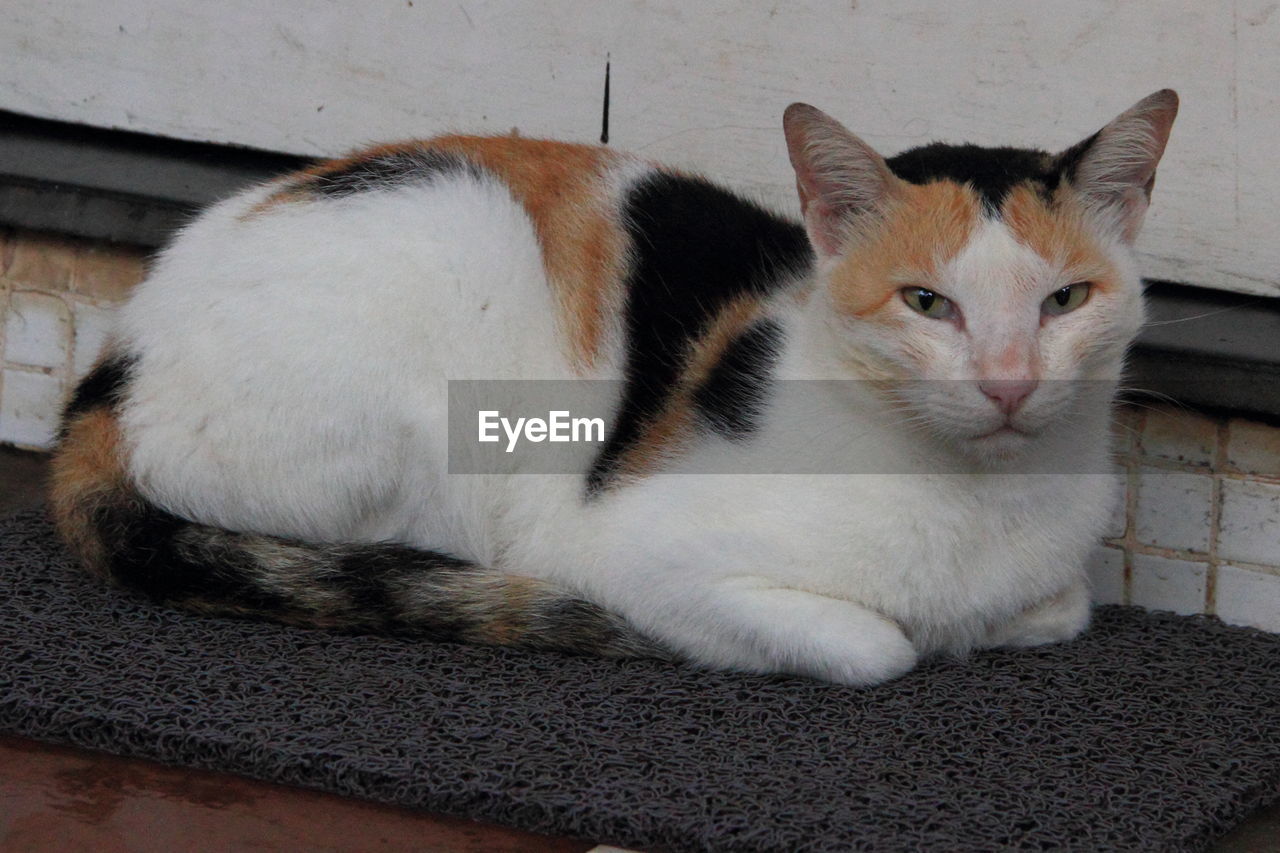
[[0, 736, 590, 853], [1, 444, 1277, 851]]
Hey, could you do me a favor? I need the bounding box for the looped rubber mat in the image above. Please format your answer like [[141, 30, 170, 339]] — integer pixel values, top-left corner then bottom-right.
[[1, 510, 1278, 852]]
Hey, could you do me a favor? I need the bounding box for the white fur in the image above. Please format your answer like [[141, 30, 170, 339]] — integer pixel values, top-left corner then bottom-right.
[[114, 159, 1141, 686]]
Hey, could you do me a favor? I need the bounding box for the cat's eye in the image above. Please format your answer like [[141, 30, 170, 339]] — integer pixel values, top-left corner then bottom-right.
[[1042, 283, 1092, 316], [900, 287, 955, 320]]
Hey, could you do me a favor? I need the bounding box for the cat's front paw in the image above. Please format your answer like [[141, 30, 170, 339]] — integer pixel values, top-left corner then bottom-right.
[[986, 581, 1090, 649], [821, 617, 919, 686], [677, 582, 920, 686], [747, 590, 920, 686]]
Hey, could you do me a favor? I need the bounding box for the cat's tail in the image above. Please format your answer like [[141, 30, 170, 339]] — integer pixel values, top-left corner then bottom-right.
[[49, 358, 665, 659]]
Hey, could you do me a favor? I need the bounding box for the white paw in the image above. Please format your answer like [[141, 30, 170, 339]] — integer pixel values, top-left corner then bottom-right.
[[709, 584, 920, 687], [810, 615, 919, 686], [989, 583, 1091, 648]]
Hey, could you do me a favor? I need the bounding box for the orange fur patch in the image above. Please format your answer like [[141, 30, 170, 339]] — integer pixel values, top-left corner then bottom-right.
[[431, 136, 627, 370], [828, 181, 981, 318], [243, 182, 310, 217], [1001, 186, 1118, 292], [49, 407, 130, 577], [610, 295, 766, 482], [469, 575, 541, 644]]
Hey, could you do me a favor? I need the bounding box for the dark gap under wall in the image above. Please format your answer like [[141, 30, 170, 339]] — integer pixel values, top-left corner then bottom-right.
[[0, 110, 309, 247]]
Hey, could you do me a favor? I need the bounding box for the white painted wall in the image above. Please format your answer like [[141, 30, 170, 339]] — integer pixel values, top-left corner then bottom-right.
[[2, 0, 1276, 296]]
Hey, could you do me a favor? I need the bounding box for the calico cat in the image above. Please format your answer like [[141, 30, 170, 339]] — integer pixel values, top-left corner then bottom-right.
[[51, 91, 1178, 685]]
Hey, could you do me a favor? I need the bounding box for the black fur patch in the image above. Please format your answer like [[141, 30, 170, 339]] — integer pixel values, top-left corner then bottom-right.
[[107, 500, 472, 633], [887, 143, 1061, 210], [60, 354, 136, 435], [589, 173, 812, 489], [310, 150, 483, 198], [104, 499, 293, 612], [331, 544, 477, 636], [694, 320, 783, 439]]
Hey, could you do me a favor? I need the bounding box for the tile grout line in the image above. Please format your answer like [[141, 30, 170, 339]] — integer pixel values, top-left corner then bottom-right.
[[1120, 408, 1146, 606], [0, 364, 60, 377], [0, 274, 9, 422], [1135, 452, 1280, 487], [1205, 419, 1230, 614], [59, 289, 75, 386]]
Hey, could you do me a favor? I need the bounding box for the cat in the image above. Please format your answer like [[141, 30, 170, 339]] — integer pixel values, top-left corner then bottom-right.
[[50, 90, 1178, 685]]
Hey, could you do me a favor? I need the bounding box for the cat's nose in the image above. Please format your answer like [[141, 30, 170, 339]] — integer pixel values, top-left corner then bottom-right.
[[979, 379, 1038, 415]]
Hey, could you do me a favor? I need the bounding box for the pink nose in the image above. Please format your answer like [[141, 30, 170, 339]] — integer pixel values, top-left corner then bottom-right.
[[979, 379, 1038, 415]]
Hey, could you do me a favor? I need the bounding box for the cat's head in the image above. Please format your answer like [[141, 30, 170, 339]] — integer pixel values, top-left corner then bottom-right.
[[783, 91, 1177, 461]]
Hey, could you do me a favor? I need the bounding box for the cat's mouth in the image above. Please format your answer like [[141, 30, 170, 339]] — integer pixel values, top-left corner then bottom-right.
[[964, 423, 1038, 461], [971, 423, 1034, 441]]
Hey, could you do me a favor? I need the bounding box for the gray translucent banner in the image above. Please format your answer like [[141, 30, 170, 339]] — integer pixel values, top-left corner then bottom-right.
[[447, 379, 1127, 475]]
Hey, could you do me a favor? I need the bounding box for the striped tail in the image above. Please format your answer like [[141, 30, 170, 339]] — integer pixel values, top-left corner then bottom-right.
[[49, 358, 664, 659]]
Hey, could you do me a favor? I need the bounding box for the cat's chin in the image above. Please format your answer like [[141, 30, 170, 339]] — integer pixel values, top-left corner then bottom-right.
[[964, 425, 1037, 461]]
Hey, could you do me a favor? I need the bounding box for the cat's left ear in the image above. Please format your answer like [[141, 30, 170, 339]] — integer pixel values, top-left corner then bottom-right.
[[1058, 89, 1179, 243], [783, 103, 901, 259]]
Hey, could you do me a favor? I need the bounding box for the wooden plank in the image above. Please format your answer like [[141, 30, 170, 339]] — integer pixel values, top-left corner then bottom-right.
[[1, 0, 1275, 296]]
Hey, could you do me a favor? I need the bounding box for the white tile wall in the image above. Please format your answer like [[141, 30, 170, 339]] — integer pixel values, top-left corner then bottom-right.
[[1086, 546, 1126, 605], [1226, 419, 1280, 478], [1110, 406, 1280, 634], [1133, 468, 1214, 554], [1102, 467, 1128, 539], [1215, 565, 1280, 633], [3, 291, 70, 369], [1138, 407, 1217, 467], [71, 301, 115, 377], [0, 368, 64, 448], [1218, 479, 1280, 566], [1129, 553, 1209, 616]]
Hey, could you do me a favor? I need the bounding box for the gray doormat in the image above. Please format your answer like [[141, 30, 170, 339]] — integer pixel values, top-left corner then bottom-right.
[[2, 510, 1278, 852]]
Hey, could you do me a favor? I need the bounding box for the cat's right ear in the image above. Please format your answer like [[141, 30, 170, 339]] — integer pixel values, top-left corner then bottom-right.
[[783, 103, 899, 258], [1056, 89, 1179, 243]]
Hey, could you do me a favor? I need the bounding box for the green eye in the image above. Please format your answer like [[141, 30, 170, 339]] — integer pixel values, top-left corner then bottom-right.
[[1042, 282, 1092, 316], [901, 287, 955, 320]]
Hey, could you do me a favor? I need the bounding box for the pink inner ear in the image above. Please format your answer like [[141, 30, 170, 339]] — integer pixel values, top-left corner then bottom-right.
[[794, 173, 846, 258], [793, 176, 815, 217], [1115, 186, 1150, 244], [805, 201, 848, 258], [783, 104, 899, 259], [1067, 92, 1178, 244]]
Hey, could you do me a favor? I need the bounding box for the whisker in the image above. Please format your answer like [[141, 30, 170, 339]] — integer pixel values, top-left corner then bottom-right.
[[1115, 388, 1186, 412], [1141, 302, 1261, 327]]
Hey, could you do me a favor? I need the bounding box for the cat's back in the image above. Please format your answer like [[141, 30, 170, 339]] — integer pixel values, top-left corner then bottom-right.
[[116, 135, 635, 541]]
